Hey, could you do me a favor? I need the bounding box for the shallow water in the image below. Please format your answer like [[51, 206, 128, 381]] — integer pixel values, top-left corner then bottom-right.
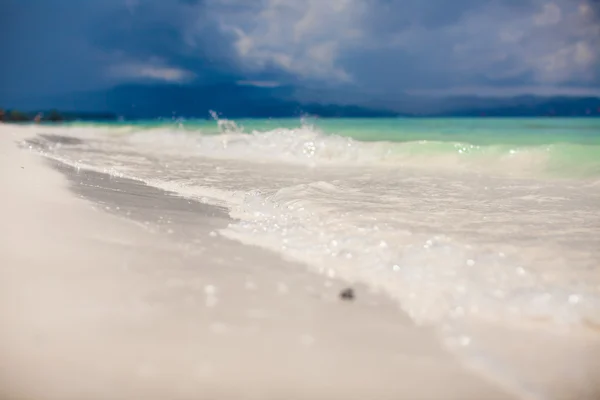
[[18, 117, 600, 398]]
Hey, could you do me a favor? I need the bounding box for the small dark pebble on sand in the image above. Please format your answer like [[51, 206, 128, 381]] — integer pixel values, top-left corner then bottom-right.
[[339, 288, 355, 301]]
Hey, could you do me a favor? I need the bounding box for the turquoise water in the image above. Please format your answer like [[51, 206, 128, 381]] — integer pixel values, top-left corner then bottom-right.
[[67, 117, 600, 178], [69, 117, 600, 145]]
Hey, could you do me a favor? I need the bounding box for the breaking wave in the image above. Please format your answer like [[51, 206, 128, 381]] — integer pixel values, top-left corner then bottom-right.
[[41, 119, 600, 178]]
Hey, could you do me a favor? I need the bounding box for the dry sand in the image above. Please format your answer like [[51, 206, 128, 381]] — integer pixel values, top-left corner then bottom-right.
[[0, 128, 517, 400]]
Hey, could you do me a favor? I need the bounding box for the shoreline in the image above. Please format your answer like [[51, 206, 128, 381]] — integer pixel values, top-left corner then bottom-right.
[[0, 130, 514, 399]]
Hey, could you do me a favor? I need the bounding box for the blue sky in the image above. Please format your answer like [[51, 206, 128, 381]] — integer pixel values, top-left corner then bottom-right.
[[2, 0, 600, 103]]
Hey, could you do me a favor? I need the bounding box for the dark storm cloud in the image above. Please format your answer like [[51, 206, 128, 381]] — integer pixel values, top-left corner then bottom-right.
[[1, 0, 110, 98], [1, 0, 599, 104], [188, 0, 600, 94], [347, 0, 600, 94]]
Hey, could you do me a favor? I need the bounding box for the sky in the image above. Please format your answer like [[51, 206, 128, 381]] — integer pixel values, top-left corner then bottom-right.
[[1, 0, 600, 105]]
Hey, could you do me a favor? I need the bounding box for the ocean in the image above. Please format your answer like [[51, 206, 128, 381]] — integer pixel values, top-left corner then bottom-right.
[[24, 116, 600, 395]]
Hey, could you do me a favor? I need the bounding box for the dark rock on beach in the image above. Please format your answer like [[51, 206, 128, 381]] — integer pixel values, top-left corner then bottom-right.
[[339, 288, 355, 301]]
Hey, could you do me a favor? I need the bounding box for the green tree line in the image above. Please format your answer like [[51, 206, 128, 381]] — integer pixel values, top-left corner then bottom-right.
[[0, 108, 117, 123], [0, 109, 65, 123]]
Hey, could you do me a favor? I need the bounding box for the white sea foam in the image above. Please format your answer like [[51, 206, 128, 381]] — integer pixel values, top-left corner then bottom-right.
[[26, 121, 600, 178], [224, 181, 600, 327], [21, 123, 600, 330]]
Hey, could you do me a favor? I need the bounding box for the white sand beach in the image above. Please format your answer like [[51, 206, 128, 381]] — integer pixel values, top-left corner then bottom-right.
[[2, 124, 600, 400], [0, 128, 517, 399]]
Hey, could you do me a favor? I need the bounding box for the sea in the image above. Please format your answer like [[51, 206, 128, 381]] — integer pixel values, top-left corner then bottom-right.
[[23, 116, 600, 397]]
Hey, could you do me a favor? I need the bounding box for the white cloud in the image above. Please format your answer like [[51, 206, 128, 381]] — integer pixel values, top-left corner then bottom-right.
[[236, 80, 281, 87], [533, 3, 562, 26], [575, 41, 595, 65], [109, 62, 196, 83], [433, 0, 600, 84], [526, 4, 599, 83], [530, 41, 597, 82], [579, 3, 591, 16], [181, 0, 600, 91], [215, 0, 364, 82]]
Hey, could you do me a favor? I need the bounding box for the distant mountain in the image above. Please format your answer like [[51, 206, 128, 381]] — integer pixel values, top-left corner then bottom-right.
[[428, 96, 600, 117], [4, 83, 600, 119], [291, 87, 600, 116], [39, 83, 399, 119]]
